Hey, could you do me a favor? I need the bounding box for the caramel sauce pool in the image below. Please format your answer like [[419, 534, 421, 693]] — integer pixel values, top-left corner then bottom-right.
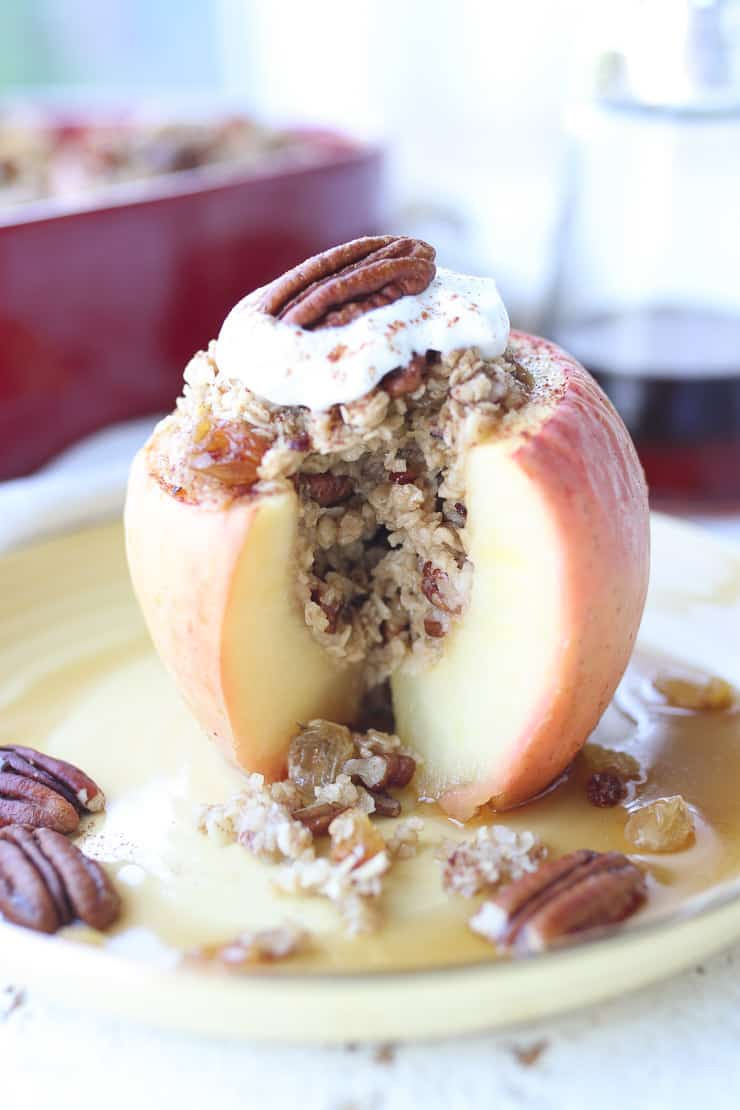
[[2, 593, 739, 975]]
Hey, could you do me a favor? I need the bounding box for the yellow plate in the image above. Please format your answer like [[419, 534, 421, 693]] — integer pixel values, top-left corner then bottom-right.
[[1, 513, 740, 1042]]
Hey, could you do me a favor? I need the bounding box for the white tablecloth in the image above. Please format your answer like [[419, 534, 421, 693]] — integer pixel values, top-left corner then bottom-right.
[[2, 421, 740, 1110]]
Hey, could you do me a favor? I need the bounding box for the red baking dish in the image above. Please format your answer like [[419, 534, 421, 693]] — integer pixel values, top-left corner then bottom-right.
[[0, 127, 383, 478]]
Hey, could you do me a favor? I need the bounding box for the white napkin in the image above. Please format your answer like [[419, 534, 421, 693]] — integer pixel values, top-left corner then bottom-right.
[[0, 417, 160, 554]]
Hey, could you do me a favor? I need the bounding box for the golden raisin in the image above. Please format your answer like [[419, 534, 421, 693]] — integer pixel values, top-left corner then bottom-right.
[[287, 721, 355, 802], [582, 744, 642, 781], [624, 796, 695, 853], [654, 675, 734, 712], [188, 421, 272, 487]]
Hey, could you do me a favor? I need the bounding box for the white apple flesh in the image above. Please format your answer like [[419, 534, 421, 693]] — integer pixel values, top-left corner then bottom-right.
[[124, 469, 364, 780], [125, 333, 649, 816], [394, 333, 649, 817]]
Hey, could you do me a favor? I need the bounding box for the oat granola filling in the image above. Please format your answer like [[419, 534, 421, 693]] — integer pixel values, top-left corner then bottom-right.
[[154, 342, 532, 687]]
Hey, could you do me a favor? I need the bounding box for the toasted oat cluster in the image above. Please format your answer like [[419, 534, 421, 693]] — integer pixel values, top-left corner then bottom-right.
[[188, 922, 309, 970], [198, 721, 423, 935], [439, 825, 545, 898], [152, 342, 532, 685]]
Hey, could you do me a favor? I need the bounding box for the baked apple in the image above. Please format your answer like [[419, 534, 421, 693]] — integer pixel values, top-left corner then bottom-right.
[[125, 236, 649, 817]]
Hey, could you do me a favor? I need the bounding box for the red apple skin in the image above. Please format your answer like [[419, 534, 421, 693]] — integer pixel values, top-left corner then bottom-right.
[[437, 332, 650, 818], [125, 449, 362, 780], [125, 452, 269, 771]]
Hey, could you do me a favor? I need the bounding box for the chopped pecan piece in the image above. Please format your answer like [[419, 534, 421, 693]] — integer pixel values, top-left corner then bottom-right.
[[343, 755, 389, 791], [260, 236, 436, 330], [470, 849, 646, 954], [369, 792, 401, 819], [344, 751, 416, 793], [293, 801, 348, 836], [310, 587, 342, 634], [189, 923, 309, 970], [424, 616, 447, 638], [300, 472, 354, 507], [385, 754, 416, 789], [329, 809, 386, 865], [0, 825, 120, 934], [382, 353, 427, 398], [421, 561, 462, 615]]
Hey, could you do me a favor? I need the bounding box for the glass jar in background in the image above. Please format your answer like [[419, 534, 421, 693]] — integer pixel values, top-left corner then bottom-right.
[[546, 0, 740, 508]]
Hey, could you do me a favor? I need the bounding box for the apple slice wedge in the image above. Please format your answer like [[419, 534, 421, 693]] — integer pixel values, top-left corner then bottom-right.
[[125, 460, 363, 779], [125, 332, 648, 817], [393, 333, 649, 817]]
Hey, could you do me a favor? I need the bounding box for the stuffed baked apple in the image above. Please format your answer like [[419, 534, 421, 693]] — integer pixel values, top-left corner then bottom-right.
[[125, 236, 649, 819]]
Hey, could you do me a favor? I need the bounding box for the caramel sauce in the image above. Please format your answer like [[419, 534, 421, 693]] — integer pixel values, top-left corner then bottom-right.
[[2, 623, 739, 976]]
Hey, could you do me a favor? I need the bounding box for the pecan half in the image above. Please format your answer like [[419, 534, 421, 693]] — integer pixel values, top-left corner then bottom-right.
[[471, 850, 646, 954], [260, 236, 436, 330], [0, 772, 80, 834], [0, 825, 120, 934], [0, 745, 105, 814]]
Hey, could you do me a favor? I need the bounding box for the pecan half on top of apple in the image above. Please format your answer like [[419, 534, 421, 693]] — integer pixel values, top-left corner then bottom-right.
[[125, 235, 649, 820]]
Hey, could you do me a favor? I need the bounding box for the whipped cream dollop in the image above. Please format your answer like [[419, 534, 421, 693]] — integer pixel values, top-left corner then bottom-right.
[[215, 267, 510, 410]]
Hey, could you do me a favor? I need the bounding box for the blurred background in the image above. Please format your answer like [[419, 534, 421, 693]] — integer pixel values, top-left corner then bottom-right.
[[1, 0, 739, 521]]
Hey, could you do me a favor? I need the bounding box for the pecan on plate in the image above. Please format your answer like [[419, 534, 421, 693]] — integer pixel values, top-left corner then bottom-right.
[[0, 825, 120, 934], [0, 745, 105, 833], [260, 236, 436, 330], [470, 850, 646, 954]]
